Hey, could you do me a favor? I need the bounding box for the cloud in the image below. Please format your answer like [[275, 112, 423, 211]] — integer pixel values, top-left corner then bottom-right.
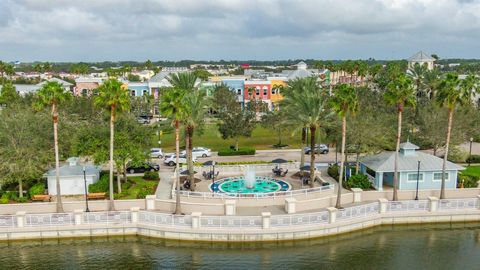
[[0, 0, 479, 61]]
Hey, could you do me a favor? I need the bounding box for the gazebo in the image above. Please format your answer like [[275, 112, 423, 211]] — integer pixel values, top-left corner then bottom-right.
[[359, 142, 464, 191]]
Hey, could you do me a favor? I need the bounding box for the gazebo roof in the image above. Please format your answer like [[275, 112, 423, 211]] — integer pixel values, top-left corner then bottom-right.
[[408, 51, 435, 62]]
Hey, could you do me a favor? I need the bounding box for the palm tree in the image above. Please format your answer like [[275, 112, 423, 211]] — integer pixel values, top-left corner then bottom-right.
[[331, 84, 358, 208], [34, 81, 71, 212], [437, 73, 478, 199], [94, 79, 130, 211], [181, 90, 209, 190], [283, 77, 327, 186], [407, 63, 428, 107], [167, 73, 199, 190], [384, 74, 416, 201], [423, 68, 441, 100], [160, 88, 185, 214]]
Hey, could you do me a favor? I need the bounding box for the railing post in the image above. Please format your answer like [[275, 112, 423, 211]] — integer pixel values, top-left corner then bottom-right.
[[378, 198, 388, 214], [225, 200, 236, 216], [146, 195, 156, 210], [130, 207, 140, 223], [74, 209, 83, 225], [351, 188, 363, 203], [191, 212, 201, 229], [16, 211, 26, 228], [477, 195, 480, 209], [327, 207, 337, 223], [285, 198, 297, 214], [428, 196, 439, 212], [262, 212, 271, 229]]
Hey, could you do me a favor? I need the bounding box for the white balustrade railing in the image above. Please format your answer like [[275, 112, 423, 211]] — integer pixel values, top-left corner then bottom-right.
[[83, 211, 131, 225], [387, 200, 429, 212], [175, 184, 334, 199], [200, 216, 262, 228], [26, 213, 74, 227], [271, 211, 329, 227], [438, 198, 478, 211], [0, 215, 16, 228], [337, 202, 379, 220], [139, 211, 191, 227]]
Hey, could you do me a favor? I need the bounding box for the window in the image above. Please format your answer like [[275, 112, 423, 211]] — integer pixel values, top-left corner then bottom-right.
[[81, 89, 88, 96], [407, 173, 423, 182], [263, 88, 267, 96], [271, 88, 276, 95], [433, 172, 449, 181], [130, 90, 136, 96], [143, 90, 148, 96], [255, 87, 260, 95], [237, 89, 242, 95]]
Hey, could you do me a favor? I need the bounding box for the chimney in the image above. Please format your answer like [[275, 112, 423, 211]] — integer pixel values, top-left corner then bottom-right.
[[67, 157, 79, 166]]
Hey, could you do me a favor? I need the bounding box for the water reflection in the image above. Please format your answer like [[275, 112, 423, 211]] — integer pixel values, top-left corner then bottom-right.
[[0, 224, 479, 269]]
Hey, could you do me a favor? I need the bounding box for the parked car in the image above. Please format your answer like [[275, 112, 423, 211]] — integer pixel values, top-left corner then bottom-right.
[[126, 162, 160, 174], [137, 117, 150, 125], [164, 154, 196, 166], [304, 144, 329, 154], [150, 148, 163, 158], [180, 147, 212, 158]]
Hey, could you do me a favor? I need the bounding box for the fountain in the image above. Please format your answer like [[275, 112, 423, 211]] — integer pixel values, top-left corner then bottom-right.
[[244, 165, 256, 189]]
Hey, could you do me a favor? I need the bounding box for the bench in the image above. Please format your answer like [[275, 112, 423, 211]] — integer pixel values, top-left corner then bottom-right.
[[87, 192, 106, 200], [32, 195, 51, 202]]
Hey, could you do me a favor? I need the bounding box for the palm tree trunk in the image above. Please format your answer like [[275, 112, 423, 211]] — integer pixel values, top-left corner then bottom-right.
[[52, 103, 63, 212], [355, 144, 360, 174], [117, 167, 122, 194], [108, 108, 115, 211], [18, 179, 23, 198], [393, 108, 403, 201], [440, 108, 453, 199], [335, 116, 347, 208], [300, 128, 306, 171], [174, 120, 182, 215], [187, 126, 195, 191], [309, 126, 316, 187]]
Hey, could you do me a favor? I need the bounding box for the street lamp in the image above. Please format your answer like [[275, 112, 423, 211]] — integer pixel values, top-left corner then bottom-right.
[[415, 161, 421, 201], [212, 161, 216, 185], [83, 166, 90, 212], [469, 137, 473, 166]]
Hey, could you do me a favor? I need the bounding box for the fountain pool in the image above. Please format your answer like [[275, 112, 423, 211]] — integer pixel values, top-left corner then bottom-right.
[[210, 176, 291, 194]]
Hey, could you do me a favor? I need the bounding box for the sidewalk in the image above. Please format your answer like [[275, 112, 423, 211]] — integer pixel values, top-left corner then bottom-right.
[[155, 170, 174, 199]]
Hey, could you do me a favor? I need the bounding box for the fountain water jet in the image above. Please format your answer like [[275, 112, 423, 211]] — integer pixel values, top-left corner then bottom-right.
[[244, 165, 256, 189]]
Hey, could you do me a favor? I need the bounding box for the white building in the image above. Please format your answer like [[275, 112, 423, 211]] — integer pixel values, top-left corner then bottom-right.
[[408, 51, 435, 70], [46, 157, 101, 196]]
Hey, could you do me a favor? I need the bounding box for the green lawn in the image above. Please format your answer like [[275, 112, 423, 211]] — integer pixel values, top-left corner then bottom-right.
[[460, 165, 480, 177], [158, 124, 302, 152], [115, 176, 158, 200]]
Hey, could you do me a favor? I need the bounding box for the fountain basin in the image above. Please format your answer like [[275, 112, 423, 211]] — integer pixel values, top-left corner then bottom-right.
[[210, 176, 291, 194]]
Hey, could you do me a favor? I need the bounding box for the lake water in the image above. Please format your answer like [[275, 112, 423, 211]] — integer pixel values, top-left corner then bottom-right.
[[1, 223, 479, 269]]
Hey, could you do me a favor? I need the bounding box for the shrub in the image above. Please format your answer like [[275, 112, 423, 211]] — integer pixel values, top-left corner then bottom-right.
[[136, 189, 151, 199], [15, 197, 28, 203], [458, 174, 479, 188], [143, 171, 159, 180], [466, 155, 480, 164], [447, 147, 468, 163], [328, 164, 340, 181], [218, 147, 256, 156], [89, 173, 109, 193], [28, 183, 45, 198], [3, 191, 18, 201], [0, 195, 8, 204], [343, 174, 372, 189]]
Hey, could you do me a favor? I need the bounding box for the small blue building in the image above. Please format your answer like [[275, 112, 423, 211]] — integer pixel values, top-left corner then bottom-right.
[[127, 82, 150, 97], [222, 79, 245, 108], [359, 142, 464, 191]]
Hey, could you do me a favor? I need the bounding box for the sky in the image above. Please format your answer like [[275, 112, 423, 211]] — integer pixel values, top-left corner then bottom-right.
[[0, 0, 480, 62]]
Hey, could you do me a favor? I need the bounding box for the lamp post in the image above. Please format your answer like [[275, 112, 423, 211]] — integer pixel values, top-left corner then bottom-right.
[[469, 137, 473, 166], [415, 161, 421, 201], [83, 166, 90, 212], [212, 161, 216, 185]]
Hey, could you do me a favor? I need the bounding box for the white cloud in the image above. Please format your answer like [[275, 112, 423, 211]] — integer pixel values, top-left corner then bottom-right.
[[0, 0, 479, 61]]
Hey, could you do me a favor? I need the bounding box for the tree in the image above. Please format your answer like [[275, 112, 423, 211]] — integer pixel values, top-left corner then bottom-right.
[[437, 73, 478, 199], [144, 59, 153, 70], [0, 61, 15, 82], [261, 110, 290, 147], [384, 74, 416, 201], [407, 63, 428, 109], [217, 98, 257, 151], [282, 77, 328, 186], [160, 87, 185, 214], [423, 68, 441, 100], [192, 69, 212, 81], [330, 84, 358, 208], [0, 82, 19, 105], [167, 72, 201, 190], [70, 63, 89, 75], [33, 81, 71, 212], [94, 79, 130, 210]]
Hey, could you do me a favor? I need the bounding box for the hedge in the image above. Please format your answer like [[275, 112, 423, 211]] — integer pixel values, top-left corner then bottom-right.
[[327, 164, 339, 181], [143, 171, 159, 180], [458, 174, 479, 188], [89, 173, 109, 193], [343, 174, 372, 189], [466, 155, 480, 164], [28, 183, 45, 198], [218, 147, 256, 156]]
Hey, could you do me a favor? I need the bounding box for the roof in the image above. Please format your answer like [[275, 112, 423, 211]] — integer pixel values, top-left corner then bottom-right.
[[287, 69, 315, 80], [38, 77, 73, 87], [148, 71, 172, 83], [46, 164, 101, 177], [360, 151, 464, 172], [399, 141, 419, 150], [408, 51, 435, 62]]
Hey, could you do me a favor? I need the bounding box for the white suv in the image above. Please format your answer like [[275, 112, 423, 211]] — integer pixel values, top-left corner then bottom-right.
[[150, 148, 163, 158], [164, 154, 196, 166], [180, 147, 212, 158]]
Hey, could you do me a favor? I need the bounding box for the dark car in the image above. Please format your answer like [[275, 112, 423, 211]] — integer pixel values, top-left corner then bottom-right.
[[126, 162, 159, 174]]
